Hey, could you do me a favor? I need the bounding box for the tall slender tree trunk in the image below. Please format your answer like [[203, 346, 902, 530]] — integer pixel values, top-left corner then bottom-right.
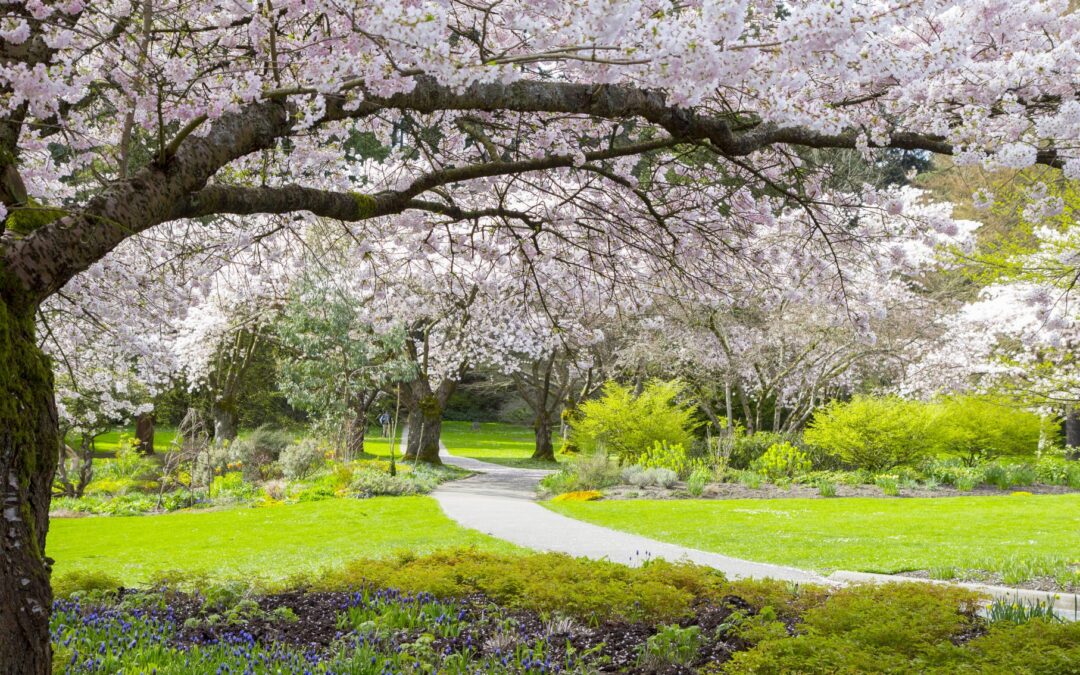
[[135, 412, 155, 456], [211, 397, 238, 445], [532, 412, 555, 461], [0, 293, 57, 674]]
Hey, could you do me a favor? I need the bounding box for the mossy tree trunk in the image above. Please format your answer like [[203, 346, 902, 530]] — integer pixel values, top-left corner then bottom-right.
[[400, 377, 456, 465], [211, 396, 238, 445], [0, 291, 57, 673], [533, 412, 555, 461]]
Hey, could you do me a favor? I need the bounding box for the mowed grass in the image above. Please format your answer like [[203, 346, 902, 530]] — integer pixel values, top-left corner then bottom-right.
[[49, 497, 518, 585], [66, 427, 181, 456], [547, 494, 1080, 577], [441, 421, 560, 469]]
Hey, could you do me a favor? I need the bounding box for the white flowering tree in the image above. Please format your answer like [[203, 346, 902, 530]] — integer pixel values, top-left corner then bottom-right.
[[3, 1, 1080, 667]]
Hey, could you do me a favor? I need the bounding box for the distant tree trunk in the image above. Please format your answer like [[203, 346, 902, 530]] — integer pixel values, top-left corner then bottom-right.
[[135, 413, 155, 456], [532, 412, 555, 461], [211, 397, 237, 445], [724, 381, 735, 436], [0, 294, 57, 673], [345, 392, 377, 459], [1067, 407, 1080, 459]]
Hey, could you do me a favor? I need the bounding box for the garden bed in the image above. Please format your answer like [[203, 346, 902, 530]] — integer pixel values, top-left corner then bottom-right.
[[601, 480, 1080, 501], [52, 550, 1080, 674]]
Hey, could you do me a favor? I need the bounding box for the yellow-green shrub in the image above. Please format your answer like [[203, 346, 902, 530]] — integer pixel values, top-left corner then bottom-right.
[[804, 396, 938, 471], [568, 380, 699, 462], [751, 442, 811, 481]]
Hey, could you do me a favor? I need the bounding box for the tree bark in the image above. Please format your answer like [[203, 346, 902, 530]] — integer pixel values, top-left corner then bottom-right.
[[404, 403, 443, 465], [135, 413, 155, 456], [211, 397, 238, 445], [1066, 407, 1080, 460], [532, 413, 555, 461], [347, 411, 368, 460], [0, 293, 56, 674]]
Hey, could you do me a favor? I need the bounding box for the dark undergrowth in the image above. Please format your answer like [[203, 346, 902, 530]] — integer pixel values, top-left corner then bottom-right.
[[51, 549, 1080, 674]]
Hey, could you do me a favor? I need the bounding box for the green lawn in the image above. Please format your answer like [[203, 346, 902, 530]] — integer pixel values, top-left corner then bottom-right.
[[66, 427, 180, 455], [441, 420, 560, 469], [49, 497, 517, 585], [547, 495, 1080, 579]]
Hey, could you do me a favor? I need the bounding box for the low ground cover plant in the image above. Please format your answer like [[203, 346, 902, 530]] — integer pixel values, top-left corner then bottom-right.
[[51, 551, 1080, 674]]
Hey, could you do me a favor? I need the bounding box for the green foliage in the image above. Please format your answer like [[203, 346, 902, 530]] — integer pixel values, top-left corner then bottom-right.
[[232, 425, 292, 482], [638, 624, 701, 668], [540, 452, 622, 495], [687, 467, 712, 496], [804, 395, 938, 471], [816, 480, 837, 497], [280, 438, 325, 480], [875, 474, 901, 496], [723, 583, 982, 672], [1035, 456, 1080, 488], [568, 380, 699, 462], [276, 273, 415, 436], [349, 463, 461, 497], [721, 431, 803, 470], [52, 570, 123, 599], [986, 598, 1062, 625], [752, 442, 811, 481], [638, 439, 691, 477], [932, 395, 1046, 463], [314, 549, 727, 623]]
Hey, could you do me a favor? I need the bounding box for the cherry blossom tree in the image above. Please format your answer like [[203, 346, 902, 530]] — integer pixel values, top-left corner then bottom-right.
[[2, 0, 1080, 668]]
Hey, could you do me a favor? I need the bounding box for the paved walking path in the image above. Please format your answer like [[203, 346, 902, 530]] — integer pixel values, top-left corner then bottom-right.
[[407, 429, 830, 584], [408, 428, 1079, 617]]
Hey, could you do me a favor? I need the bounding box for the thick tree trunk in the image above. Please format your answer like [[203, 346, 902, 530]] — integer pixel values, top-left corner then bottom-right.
[[347, 412, 367, 460], [0, 293, 57, 674], [211, 397, 238, 445], [135, 413, 155, 456], [531, 413, 556, 461], [404, 404, 443, 465]]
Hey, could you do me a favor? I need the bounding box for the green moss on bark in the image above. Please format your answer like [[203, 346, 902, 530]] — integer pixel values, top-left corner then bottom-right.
[[350, 193, 377, 219], [4, 198, 64, 235]]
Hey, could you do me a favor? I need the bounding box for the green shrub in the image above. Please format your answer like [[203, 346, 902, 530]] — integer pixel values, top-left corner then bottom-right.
[[233, 426, 293, 482], [687, 467, 712, 496], [540, 452, 622, 495], [210, 471, 259, 501], [752, 442, 811, 481], [931, 396, 1046, 464], [568, 380, 699, 462], [722, 431, 801, 470], [804, 396, 937, 471], [348, 463, 458, 497], [96, 439, 155, 482], [1036, 456, 1080, 487], [722, 583, 983, 673], [638, 440, 691, 477], [52, 570, 123, 599], [312, 549, 727, 623], [280, 438, 325, 480]]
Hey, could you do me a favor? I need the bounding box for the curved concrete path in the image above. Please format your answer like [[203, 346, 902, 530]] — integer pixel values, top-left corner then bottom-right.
[[411, 430, 830, 584], [415, 430, 1080, 618]]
